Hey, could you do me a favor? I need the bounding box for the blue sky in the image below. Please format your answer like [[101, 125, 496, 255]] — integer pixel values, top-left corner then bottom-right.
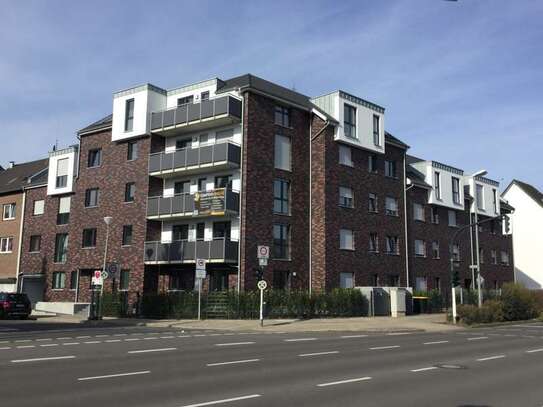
[[1, 0, 542, 190]]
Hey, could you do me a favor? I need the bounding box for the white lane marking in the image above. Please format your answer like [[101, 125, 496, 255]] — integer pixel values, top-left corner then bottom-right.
[[0, 341, 9, 344], [477, 355, 506, 362], [57, 337, 72, 340], [84, 341, 101, 344], [206, 359, 260, 367], [387, 332, 414, 336], [36, 338, 52, 342], [194, 334, 207, 337], [0, 347, 11, 350], [105, 339, 122, 343], [78, 370, 150, 381], [179, 394, 261, 407], [143, 337, 159, 341], [526, 348, 543, 353], [160, 336, 175, 339], [215, 342, 255, 347], [468, 337, 489, 341], [76, 336, 91, 339], [512, 325, 543, 328], [504, 334, 517, 337], [95, 335, 109, 338], [424, 341, 449, 345], [16, 345, 35, 349], [317, 376, 372, 387], [125, 338, 140, 342], [178, 335, 192, 338], [222, 333, 236, 336], [411, 366, 438, 372], [299, 351, 339, 357], [284, 338, 317, 342], [12, 355, 75, 363], [40, 344, 59, 347], [113, 333, 128, 337], [62, 342, 80, 346], [15, 339, 32, 343], [128, 348, 177, 354], [340, 335, 368, 339], [370, 345, 400, 350]]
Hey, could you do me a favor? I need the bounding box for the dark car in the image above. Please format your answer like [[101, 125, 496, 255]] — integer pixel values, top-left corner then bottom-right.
[[0, 293, 32, 319]]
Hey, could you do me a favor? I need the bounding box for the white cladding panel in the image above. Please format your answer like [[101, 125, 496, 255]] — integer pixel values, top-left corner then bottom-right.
[[47, 148, 77, 196], [502, 184, 543, 289], [162, 172, 241, 198], [164, 124, 242, 154], [161, 219, 240, 243], [411, 161, 465, 210], [166, 84, 217, 109], [466, 177, 500, 216]]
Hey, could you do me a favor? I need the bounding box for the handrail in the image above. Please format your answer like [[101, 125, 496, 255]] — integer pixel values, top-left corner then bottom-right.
[[147, 188, 239, 200], [148, 140, 241, 158], [149, 94, 242, 115]]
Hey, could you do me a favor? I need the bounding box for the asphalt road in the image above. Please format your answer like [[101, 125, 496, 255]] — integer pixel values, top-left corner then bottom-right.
[[0, 321, 542, 407]]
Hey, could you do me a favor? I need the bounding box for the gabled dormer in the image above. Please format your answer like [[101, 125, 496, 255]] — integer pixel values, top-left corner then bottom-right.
[[47, 145, 78, 196]]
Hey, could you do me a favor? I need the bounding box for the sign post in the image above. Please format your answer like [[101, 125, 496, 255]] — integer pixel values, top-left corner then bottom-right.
[[195, 259, 207, 321], [257, 280, 267, 327], [256, 246, 269, 327]]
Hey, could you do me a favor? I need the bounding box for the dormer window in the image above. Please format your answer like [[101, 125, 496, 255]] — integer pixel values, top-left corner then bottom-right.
[[476, 184, 484, 210], [201, 91, 210, 101], [124, 99, 134, 132], [274, 105, 290, 127], [373, 115, 380, 146], [434, 171, 441, 200], [452, 177, 460, 204], [56, 158, 69, 188], [177, 95, 193, 106], [344, 104, 357, 139]]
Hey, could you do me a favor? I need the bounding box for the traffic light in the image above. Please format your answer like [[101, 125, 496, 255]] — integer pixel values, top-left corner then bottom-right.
[[254, 268, 264, 281], [503, 215, 511, 234], [452, 270, 460, 288]]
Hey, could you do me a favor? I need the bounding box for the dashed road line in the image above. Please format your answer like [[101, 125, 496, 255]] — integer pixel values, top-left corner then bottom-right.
[[105, 339, 122, 343], [12, 355, 75, 363], [477, 355, 505, 362], [206, 359, 260, 367], [215, 342, 255, 347], [410, 366, 438, 372], [526, 348, 543, 353], [128, 347, 177, 354], [40, 344, 59, 347], [340, 335, 368, 339], [317, 376, 372, 387], [62, 342, 80, 346], [179, 394, 262, 407], [84, 341, 101, 344], [370, 345, 400, 350], [299, 351, 339, 357], [423, 341, 449, 345], [284, 338, 317, 342], [16, 345, 35, 349], [78, 370, 150, 381], [467, 337, 488, 341]]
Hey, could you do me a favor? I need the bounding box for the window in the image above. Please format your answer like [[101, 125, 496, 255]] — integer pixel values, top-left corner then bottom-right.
[[369, 233, 379, 253], [127, 141, 138, 161], [212, 221, 231, 239], [54, 233, 68, 263], [373, 115, 380, 146], [57, 196, 71, 225], [216, 129, 233, 143], [414, 240, 426, 257], [435, 277, 441, 293], [452, 244, 460, 262], [199, 133, 209, 145], [415, 277, 427, 292], [274, 134, 291, 171], [214, 175, 232, 189], [368, 154, 378, 173], [372, 274, 380, 287], [172, 224, 189, 241], [273, 179, 290, 215], [385, 236, 399, 255], [385, 160, 397, 178], [177, 95, 193, 106], [413, 203, 425, 221], [343, 104, 356, 139], [33, 200, 45, 216], [500, 251, 510, 265], [82, 228, 97, 248], [434, 172, 441, 199], [56, 158, 69, 188], [122, 225, 133, 246], [120, 270, 130, 291], [0, 237, 13, 253], [388, 275, 400, 287], [201, 91, 210, 101], [340, 272, 355, 289], [339, 145, 353, 167], [431, 207, 439, 224], [70, 271, 78, 290], [174, 180, 191, 195], [479, 247, 484, 264], [197, 178, 207, 192], [3, 203, 16, 220], [273, 271, 291, 290], [196, 223, 205, 240], [124, 99, 135, 132], [52, 272, 66, 289], [432, 241, 440, 259], [492, 188, 498, 213], [448, 210, 457, 227], [491, 250, 497, 265], [125, 182, 136, 202], [368, 193, 378, 213], [339, 186, 354, 208], [273, 224, 290, 259], [490, 220, 496, 235], [85, 188, 99, 208], [176, 138, 191, 150], [452, 177, 460, 204], [169, 272, 191, 291], [274, 105, 290, 127], [87, 148, 102, 168], [476, 184, 484, 210], [340, 229, 354, 250], [385, 196, 399, 216], [29, 235, 41, 252]]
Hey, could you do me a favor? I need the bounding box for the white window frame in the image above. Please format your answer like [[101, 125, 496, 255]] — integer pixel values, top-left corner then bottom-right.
[[413, 203, 425, 222], [3, 203, 16, 220], [33, 200, 45, 216], [0, 237, 13, 253], [414, 239, 426, 257], [339, 145, 353, 167], [385, 197, 399, 216], [448, 210, 457, 227], [340, 229, 354, 251], [339, 186, 354, 208], [274, 134, 292, 171], [434, 171, 441, 200], [432, 241, 440, 259]]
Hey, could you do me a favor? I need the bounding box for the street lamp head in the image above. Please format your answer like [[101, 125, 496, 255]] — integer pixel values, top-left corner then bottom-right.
[[103, 216, 113, 225], [472, 169, 488, 178]]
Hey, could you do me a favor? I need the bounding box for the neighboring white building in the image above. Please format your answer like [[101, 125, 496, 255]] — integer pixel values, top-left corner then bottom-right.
[[502, 180, 543, 289]]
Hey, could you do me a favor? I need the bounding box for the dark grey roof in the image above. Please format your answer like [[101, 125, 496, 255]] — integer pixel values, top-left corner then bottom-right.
[[506, 179, 543, 209], [385, 132, 409, 150], [0, 159, 48, 195], [500, 199, 515, 213], [406, 164, 432, 189], [406, 154, 425, 165], [78, 114, 112, 135]]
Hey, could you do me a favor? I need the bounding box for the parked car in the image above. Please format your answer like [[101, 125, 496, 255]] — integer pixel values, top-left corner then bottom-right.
[[0, 293, 31, 319]]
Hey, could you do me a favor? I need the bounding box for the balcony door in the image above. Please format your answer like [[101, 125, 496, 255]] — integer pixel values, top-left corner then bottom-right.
[[214, 175, 233, 190], [210, 271, 229, 292], [174, 180, 191, 195], [213, 221, 231, 239], [173, 224, 189, 241]]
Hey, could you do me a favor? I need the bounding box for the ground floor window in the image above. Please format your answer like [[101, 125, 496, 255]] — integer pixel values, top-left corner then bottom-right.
[[52, 272, 66, 289], [70, 271, 78, 290], [387, 275, 399, 287], [169, 272, 192, 291], [120, 269, 130, 291], [273, 270, 291, 290], [415, 276, 427, 292], [340, 272, 355, 289]]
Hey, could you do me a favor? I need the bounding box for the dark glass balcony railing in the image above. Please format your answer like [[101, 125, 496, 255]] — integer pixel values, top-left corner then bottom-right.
[[143, 238, 238, 264]]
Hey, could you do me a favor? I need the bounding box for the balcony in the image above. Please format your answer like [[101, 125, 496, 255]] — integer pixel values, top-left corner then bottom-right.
[[147, 188, 239, 220], [150, 95, 242, 136], [144, 238, 239, 264], [149, 141, 241, 178]]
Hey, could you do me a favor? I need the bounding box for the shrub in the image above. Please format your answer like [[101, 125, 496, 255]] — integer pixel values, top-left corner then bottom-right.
[[457, 301, 504, 325], [500, 283, 539, 321]]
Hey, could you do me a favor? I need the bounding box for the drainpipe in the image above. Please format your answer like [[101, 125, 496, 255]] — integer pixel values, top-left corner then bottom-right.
[[15, 189, 27, 293], [403, 154, 410, 288], [236, 91, 245, 293]]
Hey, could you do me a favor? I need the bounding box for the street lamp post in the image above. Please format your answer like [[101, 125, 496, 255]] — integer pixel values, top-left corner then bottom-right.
[[99, 216, 113, 320], [470, 170, 487, 308]]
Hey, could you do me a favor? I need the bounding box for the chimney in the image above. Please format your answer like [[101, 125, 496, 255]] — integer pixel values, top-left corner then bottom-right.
[[9, 161, 15, 168]]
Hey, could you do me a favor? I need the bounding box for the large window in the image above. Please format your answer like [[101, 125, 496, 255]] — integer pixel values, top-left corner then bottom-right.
[[491, 250, 497, 265], [373, 115, 380, 146], [3, 203, 16, 220], [431, 207, 439, 224], [174, 180, 191, 195], [432, 241, 440, 259], [500, 251, 510, 265], [413, 203, 425, 222], [87, 148, 102, 168], [0, 237, 13, 253], [177, 95, 193, 106], [414, 239, 426, 257], [452, 177, 460, 204], [343, 104, 356, 139], [176, 138, 191, 150], [82, 228, 97, 248], [274, 105, 290, 127], [54, 233, 69, 263], [33, 200, 45, 216], [214, 175, 233, 189], [452, 244, 460, 261], [125, 182, 136, 203], [70, 271, 78, 290], [125, 98, 134, 132], [120, 270, 130, 291], [273, 179, 290, 215], [385, 160, 397, 178], [29, 235, 41, 252], [476, 184, 484, 210], [273, 224, 290, 259], [52, 272, 66, 289], [274, 134, 291, 171], [369, 233, 379, 253], [127, 141, 138, 161], [385, 196, 399, 216], [492, 188, 498, 213], [434, 171, 441, 199], [85, 188, 99, 208], [172, 224, 189, 241], [339, 186, 354, 208], [448, 210, 457, 227], [340, 272, 355, 289], [57, 196, 70, 225], [122, 225, 133, 246], [212, 221, 231, 239], [339, 229, 354, 250], [385, 236, 399, 255], [56, 158, 69, 188], [339, 145, 353, 166], [216, 129, 233, 143], [368, 154, 378, 173], [368, 193, 378, 213]]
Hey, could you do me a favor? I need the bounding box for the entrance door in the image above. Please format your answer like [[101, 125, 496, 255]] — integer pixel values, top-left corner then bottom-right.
[[210, 271, 229, 291]]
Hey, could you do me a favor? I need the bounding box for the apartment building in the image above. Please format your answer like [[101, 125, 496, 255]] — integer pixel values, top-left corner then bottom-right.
[[0, 160, 48, 293], [406, 156, 514, 292], [502, 180, 543, 289]]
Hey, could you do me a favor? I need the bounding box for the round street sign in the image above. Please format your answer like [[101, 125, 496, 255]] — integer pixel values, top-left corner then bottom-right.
[[257, 245, 270, 259], [101, 271, 109, 280], [257, 280, 267, 290]]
